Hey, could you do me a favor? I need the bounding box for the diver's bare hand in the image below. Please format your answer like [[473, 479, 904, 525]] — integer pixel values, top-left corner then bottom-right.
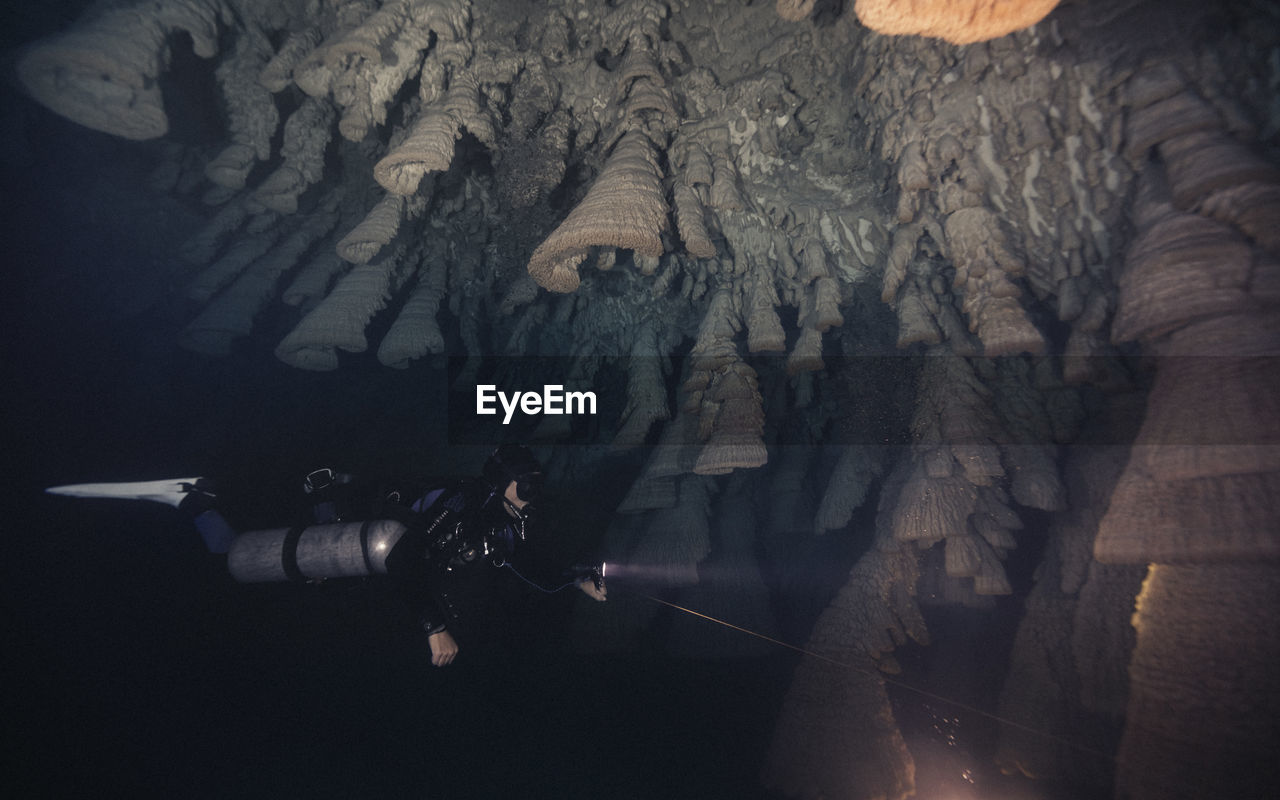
[[579, 579, 608, 602], [428, 630, 459, 666]]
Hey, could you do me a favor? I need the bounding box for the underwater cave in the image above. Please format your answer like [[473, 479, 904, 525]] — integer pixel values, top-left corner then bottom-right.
[[3, 1, 1278, 798]]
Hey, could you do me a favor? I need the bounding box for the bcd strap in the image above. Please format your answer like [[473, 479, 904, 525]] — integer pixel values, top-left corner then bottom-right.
[[281, 524, 307, 582], [359, 519, 376, 575]]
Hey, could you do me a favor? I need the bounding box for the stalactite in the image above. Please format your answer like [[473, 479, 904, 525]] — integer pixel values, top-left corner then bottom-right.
[[814, 446, 885, 534], [16, 0, 227, 140], [691, 357, 768, 474], [275, 243, 414, 370], [336, 193, 407, 264], [526, 129, 668, 292], [205, 33, 278, 190], [377, 243, 448, 368], [186, 230, 281, 304], [374, 71, 487, 196], [180, 206, 339, 354], [254, 98, 336, 215]]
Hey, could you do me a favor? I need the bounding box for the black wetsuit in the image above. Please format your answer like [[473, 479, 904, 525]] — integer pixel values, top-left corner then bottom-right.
[[384, 478, 561, 647]]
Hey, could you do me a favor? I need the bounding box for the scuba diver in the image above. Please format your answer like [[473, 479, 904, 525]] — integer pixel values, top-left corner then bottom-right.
[[384, 443, 608, 666], [47, 444, 607, 667]]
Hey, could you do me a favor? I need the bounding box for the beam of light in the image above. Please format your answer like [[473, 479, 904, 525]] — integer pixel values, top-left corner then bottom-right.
[[595, 560, 770, 589], [592, 560, 698, 584]]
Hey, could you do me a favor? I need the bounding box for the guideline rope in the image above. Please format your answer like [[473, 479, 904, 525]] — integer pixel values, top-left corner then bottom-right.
[[633, 589, 1120, 766]]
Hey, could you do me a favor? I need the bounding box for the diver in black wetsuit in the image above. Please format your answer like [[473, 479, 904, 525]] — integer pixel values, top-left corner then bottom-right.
[[45, 444, 608, 667], [384, 444, 608, 666]]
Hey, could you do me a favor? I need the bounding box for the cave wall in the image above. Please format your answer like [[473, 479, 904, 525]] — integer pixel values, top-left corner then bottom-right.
[[10, 1, 1280, 798]]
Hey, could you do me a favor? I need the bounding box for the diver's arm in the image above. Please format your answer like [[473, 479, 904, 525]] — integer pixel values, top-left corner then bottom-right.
[[578, 579, 607, 601], [427, 629, 458, 666], [386, 509, 465, 665], [419, 591, 462, 666]]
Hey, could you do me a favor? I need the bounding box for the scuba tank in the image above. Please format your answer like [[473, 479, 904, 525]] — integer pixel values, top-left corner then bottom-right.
[[228, 519, 408, 583], [229, 466, 424, 582]]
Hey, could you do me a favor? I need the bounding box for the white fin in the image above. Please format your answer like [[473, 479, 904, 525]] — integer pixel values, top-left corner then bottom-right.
[[46, 478, 206, 508]]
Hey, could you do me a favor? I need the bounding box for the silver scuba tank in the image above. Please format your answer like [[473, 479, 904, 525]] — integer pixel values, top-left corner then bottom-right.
[[228, 519, 409, 583]]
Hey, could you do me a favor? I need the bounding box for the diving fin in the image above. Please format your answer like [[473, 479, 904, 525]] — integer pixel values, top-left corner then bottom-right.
[[46, 477, 209, 509]]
